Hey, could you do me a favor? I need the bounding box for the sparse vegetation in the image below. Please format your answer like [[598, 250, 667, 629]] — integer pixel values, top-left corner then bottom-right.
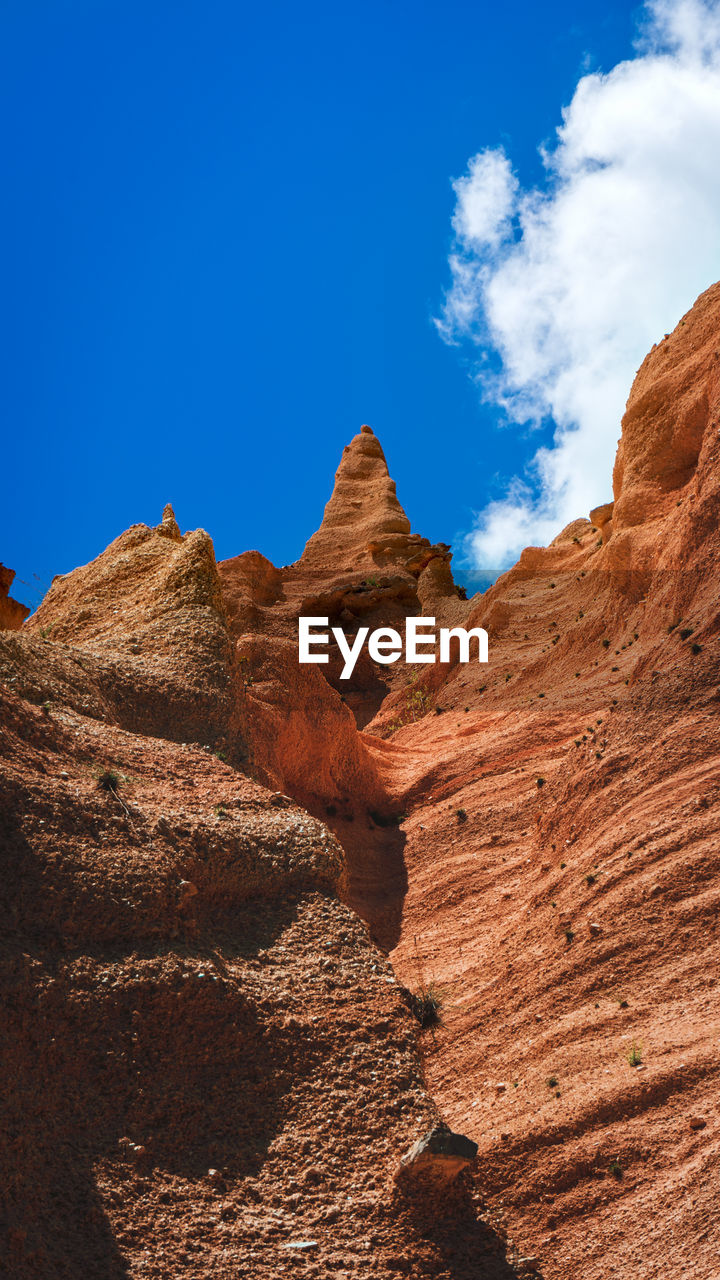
[[97, 769, 121, 793], [408, 985, 442, 1028], [564, 928, 574, 944], [627, 1041, 643, 1067], [608, 1159, 623, 1180], [679, 627, 694, 640], [546, 1075, 558, 1088], [405, 672, 431, 721], [455, 807, 468, 823], [691, 642, 703, 655], [536, 777, 545, 788], [602, 639, 610, 648], [214, 749, 228, 762], [585, 873, 597, 886]]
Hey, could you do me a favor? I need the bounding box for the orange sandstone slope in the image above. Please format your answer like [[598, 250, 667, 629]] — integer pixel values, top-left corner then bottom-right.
[[377, 282, 720, 1280]]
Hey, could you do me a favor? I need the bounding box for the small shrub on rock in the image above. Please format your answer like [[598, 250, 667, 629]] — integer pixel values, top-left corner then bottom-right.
[[408, 986, 442, 1028], [97, 769, 121, 793]]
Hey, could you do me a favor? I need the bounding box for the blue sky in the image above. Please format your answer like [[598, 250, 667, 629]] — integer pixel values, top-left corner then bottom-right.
[[0, 1, 651, 605]]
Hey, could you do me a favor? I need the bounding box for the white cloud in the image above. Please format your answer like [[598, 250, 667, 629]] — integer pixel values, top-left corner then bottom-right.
[[439, 0, 720, 568]]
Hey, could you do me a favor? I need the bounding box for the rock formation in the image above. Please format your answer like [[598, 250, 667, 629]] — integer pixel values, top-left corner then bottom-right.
[[396, 1126, 479, 1194], [218, 424, 465, 732], [3, 282, 720, 1279], [0, 563, 30, 630], [25, 506, 235, 747]]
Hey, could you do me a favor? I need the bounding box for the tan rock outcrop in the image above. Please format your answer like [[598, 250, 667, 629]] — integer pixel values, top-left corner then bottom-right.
[[613, 280, 720, 531], [24, 511, 236, 746], [301, 426, 411, 571], [220, 426, 458, 629], [219, 549, 283, 633]]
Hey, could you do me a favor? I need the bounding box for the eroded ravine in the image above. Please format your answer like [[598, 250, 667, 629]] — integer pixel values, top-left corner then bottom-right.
[[4, 283, 720, 1279]]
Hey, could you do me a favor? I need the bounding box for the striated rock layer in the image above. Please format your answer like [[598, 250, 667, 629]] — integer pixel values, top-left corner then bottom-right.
[[380, 281, 720, 1280]]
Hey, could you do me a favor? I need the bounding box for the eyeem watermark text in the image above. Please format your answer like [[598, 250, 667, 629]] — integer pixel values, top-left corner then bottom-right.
[[298, 616, 489, 680]]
